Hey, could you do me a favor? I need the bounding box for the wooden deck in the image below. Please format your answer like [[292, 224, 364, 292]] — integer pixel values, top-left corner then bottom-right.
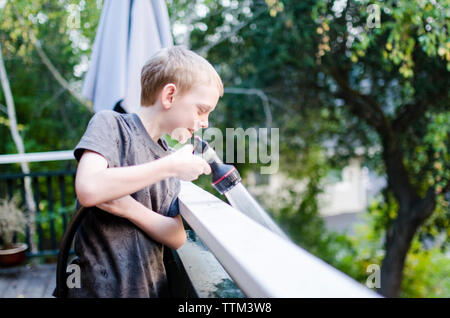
[[0, 263, 56, 298]]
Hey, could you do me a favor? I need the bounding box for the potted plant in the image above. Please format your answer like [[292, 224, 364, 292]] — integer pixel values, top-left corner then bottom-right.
[[0, 197, 28, 266]]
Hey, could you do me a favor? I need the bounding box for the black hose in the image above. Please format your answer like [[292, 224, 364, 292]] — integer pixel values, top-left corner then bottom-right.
[[55, 206, 88, 298]]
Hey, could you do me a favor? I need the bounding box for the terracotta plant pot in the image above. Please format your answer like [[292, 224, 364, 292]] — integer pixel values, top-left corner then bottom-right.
[[0, 243, 28, 267]]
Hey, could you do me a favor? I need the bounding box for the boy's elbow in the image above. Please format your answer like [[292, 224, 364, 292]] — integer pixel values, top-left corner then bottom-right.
[[77, 195, 95, 208], [75, 178, 99, 207], [170, 230, 187, 250]]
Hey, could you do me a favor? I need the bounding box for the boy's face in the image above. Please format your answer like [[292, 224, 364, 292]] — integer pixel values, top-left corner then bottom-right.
[[165, 82, 220, 144]]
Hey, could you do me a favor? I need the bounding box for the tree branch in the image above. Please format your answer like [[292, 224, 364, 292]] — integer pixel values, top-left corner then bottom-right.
[[392, 89, 449, 133], [410, 186, 436, 226], [197, 8, 265, 57], [30, 34, 92, 112], [328, 65, 389, 137], [224, 87, 272, 128], [13, 8, 92, 112], [328, 62, 418, 209]]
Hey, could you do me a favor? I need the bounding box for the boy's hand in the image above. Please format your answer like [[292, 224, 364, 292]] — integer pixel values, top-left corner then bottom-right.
[[166, 144, 211, 181], [96, 195, 137, 218]]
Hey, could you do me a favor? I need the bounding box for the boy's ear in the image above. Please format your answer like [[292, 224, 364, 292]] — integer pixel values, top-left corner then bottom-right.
[[161, 83, 177, 110]]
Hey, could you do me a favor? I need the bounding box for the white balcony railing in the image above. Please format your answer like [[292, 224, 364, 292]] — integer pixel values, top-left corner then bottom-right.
[[0, 151, 381, 298], [0, 150, 74, 164], [178, 181, 380, 298]]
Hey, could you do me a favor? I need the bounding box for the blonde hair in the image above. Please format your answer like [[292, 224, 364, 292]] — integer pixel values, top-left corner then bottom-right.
[[140, 46, 224, 106]]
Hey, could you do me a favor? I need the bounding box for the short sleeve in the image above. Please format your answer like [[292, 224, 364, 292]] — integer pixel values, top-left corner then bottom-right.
[[166, 197, 180, 217], [165, 178, 181, 217], [73, 110, 121, 167]]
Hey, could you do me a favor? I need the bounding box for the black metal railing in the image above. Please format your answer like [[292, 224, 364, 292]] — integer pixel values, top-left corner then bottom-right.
[[0, 170, 77, 257]]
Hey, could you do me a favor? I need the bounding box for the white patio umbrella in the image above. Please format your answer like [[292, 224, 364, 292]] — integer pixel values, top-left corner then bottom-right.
[[82, 0, 173, 113]]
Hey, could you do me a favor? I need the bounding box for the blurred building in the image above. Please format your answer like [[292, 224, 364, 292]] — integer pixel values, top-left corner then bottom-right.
[[247, 158, 386, 235]]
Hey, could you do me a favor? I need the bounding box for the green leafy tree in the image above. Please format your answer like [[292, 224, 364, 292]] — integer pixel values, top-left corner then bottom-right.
[[178, 0, 449, 297], [0, 0, 101, 172]]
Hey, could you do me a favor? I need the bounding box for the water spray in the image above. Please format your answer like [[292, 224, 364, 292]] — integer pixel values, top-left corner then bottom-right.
[[193, 136, 290, 241]]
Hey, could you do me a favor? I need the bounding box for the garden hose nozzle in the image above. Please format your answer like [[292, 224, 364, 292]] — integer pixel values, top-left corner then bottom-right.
[[193, 136, 241, 194]]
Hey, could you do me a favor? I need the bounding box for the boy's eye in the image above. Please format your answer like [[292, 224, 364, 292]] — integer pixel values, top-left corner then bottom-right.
[[196, 104, 212, 115], [197, 107, 207, 114]]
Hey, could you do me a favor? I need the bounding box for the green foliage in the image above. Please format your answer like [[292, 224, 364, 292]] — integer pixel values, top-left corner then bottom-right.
[[410, 111, 450, 247], [360, 194, 450, 297], [401, 239, 450, 298], [274, 185, 450, 297], [34, 199, 76, 249], [0, 0, 101, 173], [422, 112, 450, 192], [314, 0, 450, 77]]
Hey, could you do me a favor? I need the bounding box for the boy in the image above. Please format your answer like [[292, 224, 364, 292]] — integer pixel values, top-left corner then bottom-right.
[[66, 46, 223, 297]]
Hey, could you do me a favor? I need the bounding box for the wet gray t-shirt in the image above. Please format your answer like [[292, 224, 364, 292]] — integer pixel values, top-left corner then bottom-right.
[[67, 110, 180, 298]]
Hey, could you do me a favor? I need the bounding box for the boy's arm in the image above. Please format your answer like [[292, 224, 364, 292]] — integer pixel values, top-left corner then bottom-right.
[[75, 144, 210, 207], [97, 195, 186, 250]]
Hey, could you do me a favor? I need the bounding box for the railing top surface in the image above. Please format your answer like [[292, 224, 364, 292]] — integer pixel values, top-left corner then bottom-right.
[[0, 150, 74, 165], [178, 181, 380, 298]]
